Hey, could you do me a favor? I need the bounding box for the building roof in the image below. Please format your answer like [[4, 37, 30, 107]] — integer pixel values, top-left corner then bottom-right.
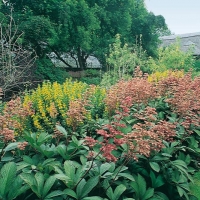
[[160, 32, 200, 40], [160, 32, 200, 55]]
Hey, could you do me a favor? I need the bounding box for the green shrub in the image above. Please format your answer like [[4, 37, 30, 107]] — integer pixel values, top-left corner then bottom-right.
[[147, 40, 195, 73], [79, 69, 101, 85], [35, 58, 70, 83], [101, 34, 147, 87]]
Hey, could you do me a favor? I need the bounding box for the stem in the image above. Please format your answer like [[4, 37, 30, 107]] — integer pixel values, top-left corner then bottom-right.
[[73, 149, 103, 190], [105, 156, 131, 191], [0, 142, 7, 160]]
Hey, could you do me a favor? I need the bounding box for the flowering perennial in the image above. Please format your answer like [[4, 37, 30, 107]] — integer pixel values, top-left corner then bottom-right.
[[23, 79, 106, 132], [0, 97, 33, 142], [1, 68, 199, 163], [84, 68, 199, 161]]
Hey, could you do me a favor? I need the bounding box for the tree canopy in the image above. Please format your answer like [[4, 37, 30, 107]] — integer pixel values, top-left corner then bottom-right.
[[0, 0, 170, 70]]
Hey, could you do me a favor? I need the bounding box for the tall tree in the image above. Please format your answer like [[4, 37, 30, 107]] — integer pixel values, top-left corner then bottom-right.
[[1, 0, 170, 71], [129, 0, 170, 56]]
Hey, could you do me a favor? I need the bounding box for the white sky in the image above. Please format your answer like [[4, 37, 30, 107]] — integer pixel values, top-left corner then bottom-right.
[[145, 0, 200, 35]]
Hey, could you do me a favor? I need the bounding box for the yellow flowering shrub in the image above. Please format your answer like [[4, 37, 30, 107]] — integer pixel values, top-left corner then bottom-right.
[[23, 79, 106, 132], [148, 70, 184, 82]]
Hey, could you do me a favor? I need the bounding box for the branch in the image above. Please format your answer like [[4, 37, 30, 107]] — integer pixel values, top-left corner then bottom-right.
[[70, 51, 79, 68], [51, 49, 74, 69]]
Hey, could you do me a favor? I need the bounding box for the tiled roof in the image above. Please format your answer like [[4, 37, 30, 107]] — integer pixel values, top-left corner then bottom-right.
[[160, 32, 200, 40], [160, 32, 200, 55]]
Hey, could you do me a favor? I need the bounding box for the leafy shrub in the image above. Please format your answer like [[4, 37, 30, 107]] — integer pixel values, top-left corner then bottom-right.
[[194, 60, 200, 72], [101, 34, 147, 87], [147, 40, 195, 73], [148, 69, 184, 82], [79, 69, 101, 85], [35, 58, 70, 83]]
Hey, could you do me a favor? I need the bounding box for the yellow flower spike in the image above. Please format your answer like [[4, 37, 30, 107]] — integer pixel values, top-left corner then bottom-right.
[[33, 115, 43, 130], [22, 78, 108, 133]]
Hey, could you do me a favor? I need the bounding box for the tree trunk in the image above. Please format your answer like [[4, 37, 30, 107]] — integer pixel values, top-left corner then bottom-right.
[[77, 47, 88, 70]]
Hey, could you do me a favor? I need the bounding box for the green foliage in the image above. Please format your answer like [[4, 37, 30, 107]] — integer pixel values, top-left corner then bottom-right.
[[2, 1, 200, 199], [190, 172, 200, 199], [35, 58, 69, 83], [79, 69, 101, 85], [147, 40, 195, 73], [20, 172, 63, 200], [101, 34, 147, 87], [106, 184, 126, 200], [192, 60, 200, 77], [130, 174, 154, 200], [2, 0, 169, 71], [0, 162, 29, 200], [21, 15, 58, 53], [129, 2, 171, 57]]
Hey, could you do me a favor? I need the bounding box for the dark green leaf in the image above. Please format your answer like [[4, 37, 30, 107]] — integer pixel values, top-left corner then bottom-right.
[[194, 129, 200, 136], [150, 171, 164, 188], [43, 176, 56, 198], [3, 142, 19, 152], [142, 188, 154, 200], [151, 155, 169, 161], [82, 197, 103, 200], [17, 162, 30, 171], [64, 160, 76, 178], [172, 160, 187, 169], [120, 125, 132, 134], [63, 188, 77, 199], [76, 179, 86, 198], [20, 173, 38, 195], [80, 176, 99, 198], [149, 162, 160, 172], [23, 155, 35, 165], [54, 174, 69, 185], [153, 192, 169, 200], [45, 190, 64, 199], [0, 162, 17, 196], [177, 186, 184, 197], [1, 156, 14, 161], [161, 153, 172, 158], [80, 155, 87, 165], [118, 173, 135, 181], [106, 185, 114, 200], [137, 174, 146, 197], [35, 172, 44, 197], [37, 132, 51, 145], [113, 184, 126, 200], [100, 163, 111, 175]]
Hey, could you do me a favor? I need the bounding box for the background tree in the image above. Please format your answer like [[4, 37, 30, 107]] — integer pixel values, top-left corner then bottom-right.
[[129, 0, 170, 56], [1, 0, 170, 75]]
